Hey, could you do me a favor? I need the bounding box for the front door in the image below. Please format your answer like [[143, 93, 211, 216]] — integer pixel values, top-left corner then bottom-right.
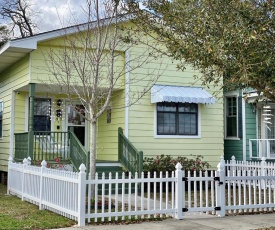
[[66, 104, 86, 146]]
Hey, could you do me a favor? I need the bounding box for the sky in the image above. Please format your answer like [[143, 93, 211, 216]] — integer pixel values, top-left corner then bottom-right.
[[30, 0, 86, 32], [1, 0, 145, 35]]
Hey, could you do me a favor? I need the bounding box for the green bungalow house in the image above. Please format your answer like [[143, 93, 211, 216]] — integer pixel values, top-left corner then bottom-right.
[[0, 20, 223, 181], [224, 89, 275, 161]]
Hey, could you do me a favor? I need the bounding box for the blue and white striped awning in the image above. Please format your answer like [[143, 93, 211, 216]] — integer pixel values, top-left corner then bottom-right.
[[151, 85, 216, 104]]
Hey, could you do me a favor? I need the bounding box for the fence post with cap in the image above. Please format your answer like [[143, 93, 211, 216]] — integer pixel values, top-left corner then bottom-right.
[[216, 156, 225, 217], [175, 162, 183, 219], [78, 163, 86, 226]]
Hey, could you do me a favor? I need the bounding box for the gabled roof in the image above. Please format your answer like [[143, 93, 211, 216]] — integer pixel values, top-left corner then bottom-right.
[[0, 16, 130, 74]]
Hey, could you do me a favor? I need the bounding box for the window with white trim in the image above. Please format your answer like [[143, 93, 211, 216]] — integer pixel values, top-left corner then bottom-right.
[[225, 96, 238, 138], [33, 98, 51, 132], [0, 101, 2, 138], [157, 102, 198, 135]]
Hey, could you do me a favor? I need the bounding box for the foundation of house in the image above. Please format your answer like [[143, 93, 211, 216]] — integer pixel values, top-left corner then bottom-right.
[[0, 171, 7, 185]]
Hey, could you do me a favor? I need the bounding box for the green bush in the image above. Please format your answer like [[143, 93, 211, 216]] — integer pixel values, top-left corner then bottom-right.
[[143, 154, 211, 175]]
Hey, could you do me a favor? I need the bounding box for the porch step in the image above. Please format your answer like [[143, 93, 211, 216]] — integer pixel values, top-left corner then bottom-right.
[[95, 162, 135, 195]]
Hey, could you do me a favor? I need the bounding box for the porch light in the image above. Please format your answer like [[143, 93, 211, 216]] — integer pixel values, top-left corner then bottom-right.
[[50, 99, 65, 121], [57, 99, 62, 106], [56, 109, 62, 118]]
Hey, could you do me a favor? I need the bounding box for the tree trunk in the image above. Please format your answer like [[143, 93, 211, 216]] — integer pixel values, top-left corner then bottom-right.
[[89, 120, 97, 198]]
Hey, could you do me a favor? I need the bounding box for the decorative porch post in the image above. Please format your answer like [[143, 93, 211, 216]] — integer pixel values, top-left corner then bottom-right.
[[28, 83, 35, 160]]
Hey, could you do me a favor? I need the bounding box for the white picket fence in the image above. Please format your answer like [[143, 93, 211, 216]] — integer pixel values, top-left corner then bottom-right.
[[225, 156, 275, 176], [7, 156, 275, 226]]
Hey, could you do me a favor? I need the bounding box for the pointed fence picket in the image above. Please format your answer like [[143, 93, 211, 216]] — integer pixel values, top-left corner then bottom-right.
[[7, 156, 275, 227]]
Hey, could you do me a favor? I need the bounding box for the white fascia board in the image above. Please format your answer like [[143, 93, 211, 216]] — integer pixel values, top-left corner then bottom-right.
[[9, 40, 37, 50], [0, 41, 12, 54], [1, 16, 131, 54]]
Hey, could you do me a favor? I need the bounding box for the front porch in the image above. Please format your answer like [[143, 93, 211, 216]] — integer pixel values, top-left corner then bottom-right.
[[14, 127, 143, 176], [11, 82, 143, 175]]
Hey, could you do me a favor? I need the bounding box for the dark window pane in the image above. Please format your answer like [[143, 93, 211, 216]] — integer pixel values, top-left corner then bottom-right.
[[34, 98, 51, 116], [190, 104, 198, 112], [179, 103, 198, 112], [157, 102, 198, 136], [227, 117, 237, 137], [34, 116, 51, 132], [226, 97, 237, 137], [33, 98, 51, 132], [179, 103, 190, 112], [157, 102, 176, 112], [157, 112, 176, 134], [179, 113, 197, 135]]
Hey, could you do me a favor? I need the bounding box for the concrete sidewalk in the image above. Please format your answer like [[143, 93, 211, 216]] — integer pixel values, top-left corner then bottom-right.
[[54, 213, 275, 230]]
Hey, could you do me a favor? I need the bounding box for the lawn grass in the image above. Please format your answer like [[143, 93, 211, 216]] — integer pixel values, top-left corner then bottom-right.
[[0, 183, 76, 230]]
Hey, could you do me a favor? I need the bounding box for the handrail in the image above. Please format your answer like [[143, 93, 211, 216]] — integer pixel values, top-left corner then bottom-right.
[[118, 127, 143, 177], [69, 129, 89, 172]]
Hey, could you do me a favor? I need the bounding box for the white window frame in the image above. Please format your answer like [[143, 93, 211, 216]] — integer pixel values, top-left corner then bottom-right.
[[224, 92, 239, 140], [154, 102, 201, 139]]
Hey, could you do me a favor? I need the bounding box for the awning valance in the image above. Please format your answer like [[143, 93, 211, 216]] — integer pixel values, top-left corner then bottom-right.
[[151, 85, 216, 104]]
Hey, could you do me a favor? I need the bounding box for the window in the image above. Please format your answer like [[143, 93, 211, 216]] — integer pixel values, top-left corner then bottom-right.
[[157, 102, 198, 136], [226, 97, 237, 137], [0, 101, 3, 138], [33, 98, 51, 132]]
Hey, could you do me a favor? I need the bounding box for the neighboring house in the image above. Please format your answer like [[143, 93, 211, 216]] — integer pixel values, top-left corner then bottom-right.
[[0, 20, 223, 180], [224, 89, 275, 161]]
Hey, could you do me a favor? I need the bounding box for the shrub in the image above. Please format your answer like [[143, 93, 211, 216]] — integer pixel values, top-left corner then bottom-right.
[[143, 154, 210, 176]]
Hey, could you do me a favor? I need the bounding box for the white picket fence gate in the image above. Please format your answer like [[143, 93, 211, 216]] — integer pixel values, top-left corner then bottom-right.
[[7, 156, 275, 226]]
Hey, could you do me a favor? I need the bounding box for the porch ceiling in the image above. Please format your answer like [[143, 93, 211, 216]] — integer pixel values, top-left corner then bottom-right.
[[16, 84, 64, 94], [16, 83, 123, 95], [0, 46, 33, 73]]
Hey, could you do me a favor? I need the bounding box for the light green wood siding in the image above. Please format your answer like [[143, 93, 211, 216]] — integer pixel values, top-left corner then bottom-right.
[[96, 91, 125, 161], [14, 92, 27, 133], [0, 56, 30, 171], [30, 45, 125, 89], [127, 46, 224, 168]]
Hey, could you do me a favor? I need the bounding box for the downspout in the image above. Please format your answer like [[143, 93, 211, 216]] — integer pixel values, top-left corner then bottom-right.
[[125, 50, 130, 138], [9, 91, 15, 157], [242, 89, 246, 161]]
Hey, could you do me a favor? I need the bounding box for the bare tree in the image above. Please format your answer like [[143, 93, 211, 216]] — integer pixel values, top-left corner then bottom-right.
[[0, 25, 10, 47], [42, 0, 164, 182], [0, 0, 37, 37]]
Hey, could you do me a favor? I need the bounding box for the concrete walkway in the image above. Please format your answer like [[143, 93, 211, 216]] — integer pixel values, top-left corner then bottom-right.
[[54, 213, 275, 230]]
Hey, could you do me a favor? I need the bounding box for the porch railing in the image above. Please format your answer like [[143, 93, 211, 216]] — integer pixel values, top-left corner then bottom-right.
[[14, 129, 89, 172], [69, 130, 89, 172], [34, 131, 70, 163], [14, 132, 29, 162], [118, 127, 143, 177], [249, 139, 275, 159]]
